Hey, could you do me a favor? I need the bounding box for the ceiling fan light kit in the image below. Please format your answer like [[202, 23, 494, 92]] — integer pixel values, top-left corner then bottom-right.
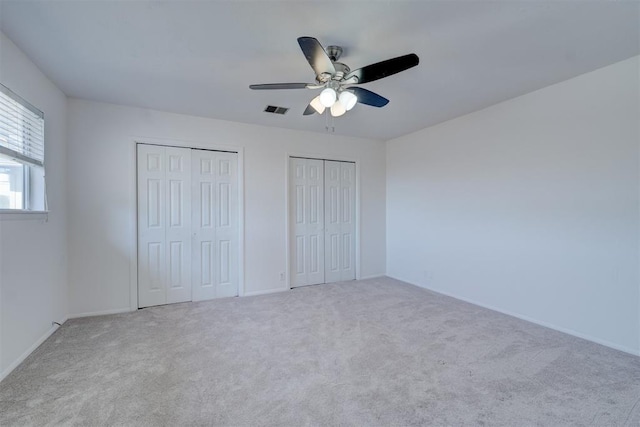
[[320, 87, 337, 108], [339, 90, 357, 111], [330, 101, 347, 117], [249, 36, 419, 119], [309, 96, 326, 115]]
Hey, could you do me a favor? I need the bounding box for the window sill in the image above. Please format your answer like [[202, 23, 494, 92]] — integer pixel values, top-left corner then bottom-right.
[[0, 210, 49, 221]]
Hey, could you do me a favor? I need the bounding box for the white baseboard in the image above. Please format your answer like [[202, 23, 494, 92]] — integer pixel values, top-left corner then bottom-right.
[[244, 276, 386, 296], [67, 307, 132, 319], [359, 274, 385, 281], [387, 274, 640, 357], [1, 318, 67, 382], [244, 287, 290, 297]]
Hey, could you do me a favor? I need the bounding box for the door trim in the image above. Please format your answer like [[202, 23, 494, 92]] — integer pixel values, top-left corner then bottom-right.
[[129, 137, 245, 311], [284, 151, 361, 290]]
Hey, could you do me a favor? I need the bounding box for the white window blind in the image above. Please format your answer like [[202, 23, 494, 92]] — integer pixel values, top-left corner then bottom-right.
[[0, 83, 44, 168]]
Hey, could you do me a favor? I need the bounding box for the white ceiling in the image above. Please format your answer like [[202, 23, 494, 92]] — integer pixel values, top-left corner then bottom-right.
[[1, 1, 638, 141]]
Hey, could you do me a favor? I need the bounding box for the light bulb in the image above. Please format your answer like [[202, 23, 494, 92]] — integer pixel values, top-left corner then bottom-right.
[[339, 90, 357, 111], [309, 96, 325, 114], [330, 101, 346, 117], [319, 88, 337, 108]]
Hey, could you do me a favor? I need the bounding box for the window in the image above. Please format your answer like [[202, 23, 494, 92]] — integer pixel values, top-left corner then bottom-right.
[[0, 83, 46, 212]]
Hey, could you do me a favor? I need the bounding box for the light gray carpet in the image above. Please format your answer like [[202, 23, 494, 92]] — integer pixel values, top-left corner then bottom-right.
[[2, 277, 640, 426]]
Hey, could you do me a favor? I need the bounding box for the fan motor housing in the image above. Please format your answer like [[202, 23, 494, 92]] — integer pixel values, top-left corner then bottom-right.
[[333, 62, 350, 75]]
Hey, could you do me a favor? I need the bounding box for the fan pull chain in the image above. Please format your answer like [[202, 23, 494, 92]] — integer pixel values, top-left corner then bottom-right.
[[325, 109, 329, 133], [324, 110, 335, 133]]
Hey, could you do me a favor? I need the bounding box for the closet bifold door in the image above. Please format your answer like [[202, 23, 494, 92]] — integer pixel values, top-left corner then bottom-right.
[[324, 161, 356, 282], [290, 157, 325, 287], [191, 149, 239, 301], [137, 144, 192, 308]]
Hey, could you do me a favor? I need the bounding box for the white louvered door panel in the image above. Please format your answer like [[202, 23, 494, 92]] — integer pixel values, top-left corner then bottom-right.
[[192, 149, 238, 301], [138, 144, 168, 307], [165, 146, 192, 304], [290, 158, 325, 287]]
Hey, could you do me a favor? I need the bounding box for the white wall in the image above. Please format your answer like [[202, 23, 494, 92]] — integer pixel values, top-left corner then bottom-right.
[[0, 32, 68, 378], [67, 100, 386, 316], [387, 56, 640, 354]]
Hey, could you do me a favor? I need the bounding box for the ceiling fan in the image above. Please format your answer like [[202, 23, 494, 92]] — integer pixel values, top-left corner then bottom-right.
[[249, 36, 419, 117]]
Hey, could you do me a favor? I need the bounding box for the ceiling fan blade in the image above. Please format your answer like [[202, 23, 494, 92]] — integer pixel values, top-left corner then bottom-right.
[[249, 83, 311, 90], [351, 87, 389, 107], [298, 36, 336, 78], [343, 53, 419, 84], [303, 104, 317, 115]]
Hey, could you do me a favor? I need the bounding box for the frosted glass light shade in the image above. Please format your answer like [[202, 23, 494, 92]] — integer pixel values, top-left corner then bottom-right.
[[319, 88, 337, 108], [309, 96, 325, 114], [339, 90, 357, 111], [330, 101, 346, 117]]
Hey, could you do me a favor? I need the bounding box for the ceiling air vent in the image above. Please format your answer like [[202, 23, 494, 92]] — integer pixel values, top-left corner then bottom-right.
[[264, 105, 289, 115]]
